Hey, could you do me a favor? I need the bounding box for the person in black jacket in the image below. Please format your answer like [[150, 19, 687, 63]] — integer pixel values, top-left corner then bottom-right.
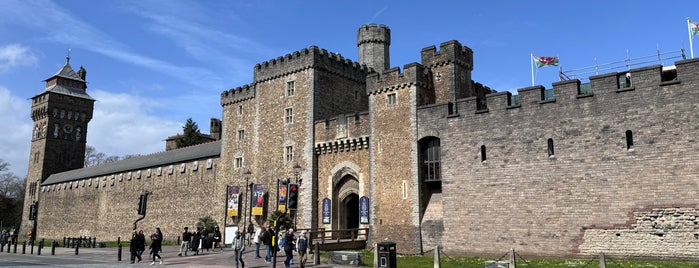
[[262, 225, 275, 263], [178, 227, 191, 256], [149, 227, 163, 265], [129, 230, 142, 263]]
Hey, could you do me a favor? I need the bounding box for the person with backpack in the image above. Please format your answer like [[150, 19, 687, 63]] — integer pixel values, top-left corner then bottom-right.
[[296, 230, 309, 268]]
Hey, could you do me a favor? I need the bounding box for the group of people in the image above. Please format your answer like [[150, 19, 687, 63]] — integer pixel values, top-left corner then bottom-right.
[[177, 226, 224, 257], [0, 228, 19, 247], [128, 223, 309, 268], [129, 228, 163, 266], [247, 223, 309, 268]]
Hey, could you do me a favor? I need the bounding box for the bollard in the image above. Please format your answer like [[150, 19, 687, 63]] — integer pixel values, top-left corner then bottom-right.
[[22, 240, 26, 254], [75, 238, 79, 255], [92, 237, 96, 248], [434, 245, 441, 268], [31, 240, 34, 255], [13, 240, 17, 253], [51, 241, 56, 255], [117, 243, 122, 261], [314, 242, 320, 265], [63, 237, 66, 248], [38, 239, 43, 255], [1, 241, 4, 252]]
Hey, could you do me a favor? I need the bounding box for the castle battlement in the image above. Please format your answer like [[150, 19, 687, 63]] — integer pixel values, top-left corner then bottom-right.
[[253, 46, 370, 83], [421, 58, 699, 118], [220, 83, 255, 106], [357, 24, 391, 45], [367, 63, 431, 95], [421, 40, 473, 70]]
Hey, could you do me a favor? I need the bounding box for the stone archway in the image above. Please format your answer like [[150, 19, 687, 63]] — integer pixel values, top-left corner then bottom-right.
[[333, 174, 360, 233]]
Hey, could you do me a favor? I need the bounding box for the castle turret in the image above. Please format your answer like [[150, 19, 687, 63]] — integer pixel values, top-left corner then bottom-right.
[[357, 24, 391, 73]]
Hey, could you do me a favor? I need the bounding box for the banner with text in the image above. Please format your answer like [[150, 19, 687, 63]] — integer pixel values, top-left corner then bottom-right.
[[278, 180, 289, 212], [251, 184, 265, 216], [226, 186, 240, 217]]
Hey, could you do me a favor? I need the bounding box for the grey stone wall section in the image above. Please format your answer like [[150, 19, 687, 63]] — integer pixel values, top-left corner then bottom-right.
[[417, 58, 699, 257]]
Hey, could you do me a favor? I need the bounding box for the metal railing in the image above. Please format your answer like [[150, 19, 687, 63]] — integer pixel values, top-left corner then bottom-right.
[[560, 49, 686, 81]]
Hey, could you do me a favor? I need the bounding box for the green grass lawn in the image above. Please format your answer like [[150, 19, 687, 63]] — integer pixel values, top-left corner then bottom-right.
[[345, 251, 699, 268]]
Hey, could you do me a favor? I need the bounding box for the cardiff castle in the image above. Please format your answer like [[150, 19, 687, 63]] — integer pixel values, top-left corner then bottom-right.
[[21, 24, 699, 258]]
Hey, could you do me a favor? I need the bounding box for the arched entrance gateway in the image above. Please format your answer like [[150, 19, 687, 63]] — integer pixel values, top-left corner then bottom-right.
[[333, 173, 360, 236]]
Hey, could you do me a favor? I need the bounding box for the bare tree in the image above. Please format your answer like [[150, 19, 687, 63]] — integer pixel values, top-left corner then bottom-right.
[[0, 159, 24, 229], [84, 145, 128, 167]]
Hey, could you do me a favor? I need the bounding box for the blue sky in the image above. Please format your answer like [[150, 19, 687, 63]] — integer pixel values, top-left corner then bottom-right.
[[0, 0, 695, 177]]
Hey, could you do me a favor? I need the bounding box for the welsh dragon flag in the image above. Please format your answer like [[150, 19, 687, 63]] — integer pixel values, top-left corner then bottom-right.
[[533, 56, 559, 68], [691, 21, 699, 36]]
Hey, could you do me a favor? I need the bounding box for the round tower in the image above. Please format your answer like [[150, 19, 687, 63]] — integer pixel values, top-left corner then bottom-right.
[[357, 24, 391, 73]]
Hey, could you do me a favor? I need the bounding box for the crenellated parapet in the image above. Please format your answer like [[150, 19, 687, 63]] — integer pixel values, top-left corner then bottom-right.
[[314, 136, 370, 155], [220, 84, 255, 107], [254, 46, 371, 84], [357, 24, 391, 46], [421, 58, 699, 118], [421, 40, 473, 71], [367, 63, 431, 95]]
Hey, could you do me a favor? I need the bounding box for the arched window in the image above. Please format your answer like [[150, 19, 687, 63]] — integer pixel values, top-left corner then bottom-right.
[[547, 138, 555, 157], [625, 130, 634, 150], [480, 145, 487, 162], [419, 137, 441, 182]]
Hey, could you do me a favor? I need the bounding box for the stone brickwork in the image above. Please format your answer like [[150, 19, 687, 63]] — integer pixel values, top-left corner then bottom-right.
[[579, 207, 699, 258], [36, 156, 222, 242], [417, 58, 699, 257]]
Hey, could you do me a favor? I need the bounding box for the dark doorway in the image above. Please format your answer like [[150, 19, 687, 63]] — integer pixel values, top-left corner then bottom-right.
[[342, 193, 359, 231]]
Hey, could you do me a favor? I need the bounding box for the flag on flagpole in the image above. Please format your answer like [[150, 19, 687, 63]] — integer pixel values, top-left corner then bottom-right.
[[691, 21, 699, 36], [533, 56, 559, 68]]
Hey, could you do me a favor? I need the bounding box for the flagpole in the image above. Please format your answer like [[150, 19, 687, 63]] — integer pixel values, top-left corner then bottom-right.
[[689, 17, 695, 59], [530, 53, 535, 86]]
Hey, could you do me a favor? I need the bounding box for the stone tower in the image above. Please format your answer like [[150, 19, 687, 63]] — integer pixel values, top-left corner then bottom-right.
[[357, 24, 391, 73], [21, 55, 95, 238]]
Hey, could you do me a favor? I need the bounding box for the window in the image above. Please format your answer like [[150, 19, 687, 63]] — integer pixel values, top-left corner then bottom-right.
[[238, 105, 243, 115], [419, 138, 441, 181], [547, 138, 555, 158], [238, 129, 245, 141], [285, 108, 293, 124], [626, 130, 634, 150], [285, 146, 294, 162], [287, 81, 295, 96], [387, 93, 397, 105], [235, 157, 243, 169], [481, 145, 487, 162], [354, 90, 358, 100]]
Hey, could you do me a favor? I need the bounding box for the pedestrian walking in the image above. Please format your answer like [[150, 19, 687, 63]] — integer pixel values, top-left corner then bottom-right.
[[263, 224, 275, 263], [178, 227, 191, 256], [149, 227, 163, 265], [213, 226, 223, 253], [129, 230, 142, 263], [296, 230, 309, 268], [254, 225, 264, 258], [233, 230, 246, 268], [283, 228, 296, 268]]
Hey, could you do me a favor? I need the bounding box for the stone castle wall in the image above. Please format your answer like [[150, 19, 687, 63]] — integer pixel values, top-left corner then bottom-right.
[[416, 58, 699, 257], [37, 157, 224, 242]]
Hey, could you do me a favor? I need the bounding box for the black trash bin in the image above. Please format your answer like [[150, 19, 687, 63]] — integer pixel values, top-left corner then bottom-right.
[[377, 242, 396, 268]]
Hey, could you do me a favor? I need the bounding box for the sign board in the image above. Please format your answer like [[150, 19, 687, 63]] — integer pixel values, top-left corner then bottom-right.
[[278, 180, 288, 212], [226, 186, 240, 217], [322, 198, 331, 224], [359, 196, 370, 224], [251, 184, 265, 216]]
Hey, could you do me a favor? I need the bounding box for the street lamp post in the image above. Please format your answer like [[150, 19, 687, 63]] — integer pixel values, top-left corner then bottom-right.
[[243, 170, 251, 233], [292, 163, 301, 229]]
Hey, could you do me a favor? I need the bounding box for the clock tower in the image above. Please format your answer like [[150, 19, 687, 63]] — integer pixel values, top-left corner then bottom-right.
[[21, 55, 95, 239]]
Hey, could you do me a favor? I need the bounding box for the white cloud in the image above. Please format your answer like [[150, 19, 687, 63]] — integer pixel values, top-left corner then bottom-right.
[[0, 44, 38, 72], [0, 86, 32, 178], [87, 90, 182, 158]]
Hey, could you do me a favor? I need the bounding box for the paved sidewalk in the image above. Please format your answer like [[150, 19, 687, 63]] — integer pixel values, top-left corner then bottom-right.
[[0, 244, 364, 268]]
